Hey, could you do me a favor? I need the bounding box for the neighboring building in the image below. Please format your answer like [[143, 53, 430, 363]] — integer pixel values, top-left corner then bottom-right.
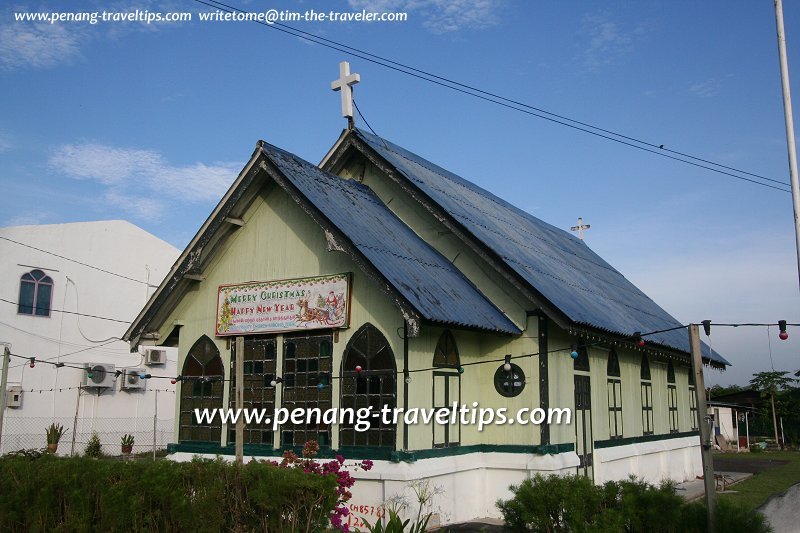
[[1, 221, 179, 455], [124, 129, 729, 526]]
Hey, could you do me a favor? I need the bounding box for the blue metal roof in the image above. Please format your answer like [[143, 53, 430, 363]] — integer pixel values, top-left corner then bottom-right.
[[353, 129, 729, 365], [261, 143, 521, 335]]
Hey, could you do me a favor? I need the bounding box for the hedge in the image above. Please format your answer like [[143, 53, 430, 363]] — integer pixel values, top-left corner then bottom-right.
[[0, 455, 338, 532]]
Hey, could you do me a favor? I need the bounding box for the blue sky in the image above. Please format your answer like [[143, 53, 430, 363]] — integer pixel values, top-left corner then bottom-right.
[[1, 0, 799, 386]]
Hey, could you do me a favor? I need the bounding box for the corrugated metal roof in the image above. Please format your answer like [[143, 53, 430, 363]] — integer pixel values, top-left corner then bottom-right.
[[261, 143, 521, 335], [354, 129, 729, 365]]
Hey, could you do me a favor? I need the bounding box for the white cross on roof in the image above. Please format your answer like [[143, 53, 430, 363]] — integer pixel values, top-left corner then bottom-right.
[[331, 61, 360, 126]]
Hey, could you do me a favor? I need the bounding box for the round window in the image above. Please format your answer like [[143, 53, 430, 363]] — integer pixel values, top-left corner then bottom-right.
[[494, 363, 525, 397]]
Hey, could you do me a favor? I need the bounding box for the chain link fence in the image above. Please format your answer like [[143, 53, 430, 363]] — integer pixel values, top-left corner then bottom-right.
[[0, 415, 174, 457]]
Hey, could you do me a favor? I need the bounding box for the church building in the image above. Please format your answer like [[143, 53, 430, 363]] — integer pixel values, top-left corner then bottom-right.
[[124, 64, 728, 526]]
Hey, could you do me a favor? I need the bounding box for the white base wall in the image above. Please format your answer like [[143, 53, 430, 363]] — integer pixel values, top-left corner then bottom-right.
[[593, 436, 703, 486], [171, 439, 700, 526]]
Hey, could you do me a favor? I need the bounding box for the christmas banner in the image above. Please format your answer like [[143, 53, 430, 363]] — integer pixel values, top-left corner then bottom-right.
[[216, 273, 350, 336]]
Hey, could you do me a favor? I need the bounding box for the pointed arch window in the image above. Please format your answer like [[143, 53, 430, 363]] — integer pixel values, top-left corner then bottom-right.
[[667, 361, 678, 433], [179, 336, 224, 443], [607, 350, 623, 439], [640, 355, 653, 436], [433, 330, 461, 448], [18, 269, 53, 317], [573, 343, 590, 372], [340, 324, 396, 448]]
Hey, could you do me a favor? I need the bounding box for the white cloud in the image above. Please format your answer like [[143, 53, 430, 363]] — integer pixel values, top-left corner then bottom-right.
[[4, 213, 49, 226], [579, 13, 647, 69], [348, 0, 501, 33], [689, 77, 730, 98], [0, 20, 83, 69], [48, 143, 239, 222], [104, 188, 165, 221], [0, 1, 186, 70]]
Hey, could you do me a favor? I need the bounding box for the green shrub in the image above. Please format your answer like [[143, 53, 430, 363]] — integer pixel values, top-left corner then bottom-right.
[[84, 432, 103, 458], [0, 455, 339, 532], [497, 474, 771, 533]]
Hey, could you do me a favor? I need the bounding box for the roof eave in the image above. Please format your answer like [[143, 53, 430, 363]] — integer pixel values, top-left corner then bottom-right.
[[123, 143, 268, 350]]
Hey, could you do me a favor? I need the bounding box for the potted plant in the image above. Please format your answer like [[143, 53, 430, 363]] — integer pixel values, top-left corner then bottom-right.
[[45, 423, 65, 453], [121, 434, 135, 455]]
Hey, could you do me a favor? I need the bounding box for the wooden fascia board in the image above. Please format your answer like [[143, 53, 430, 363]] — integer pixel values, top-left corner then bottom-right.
[[123, 146, 266, 349], [323, 134, 573, 333], [257, 158, 422, 336]]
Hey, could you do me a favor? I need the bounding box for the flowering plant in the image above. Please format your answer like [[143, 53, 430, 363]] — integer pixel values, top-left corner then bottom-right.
[[269, 440, 373, 532]]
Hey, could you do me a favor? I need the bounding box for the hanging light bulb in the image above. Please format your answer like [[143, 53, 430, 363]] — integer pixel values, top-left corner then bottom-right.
[[458, 366, 465, 374], [29, 357, 35, 368], [632, 332, 645, 347], [779, 320, 789, 340], [570, 345, 579, 359], [503, 355, 512, 372], [270, 377, 283, 387], [170, 378, 177, 385], [354, 365, 363, 373]]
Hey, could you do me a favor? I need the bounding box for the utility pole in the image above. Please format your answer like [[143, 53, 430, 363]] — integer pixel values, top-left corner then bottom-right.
[[235, 336, 244, 463], [774, 0, 800, 291], [0, 345, 10, 454], [689, 325, 715, 532]]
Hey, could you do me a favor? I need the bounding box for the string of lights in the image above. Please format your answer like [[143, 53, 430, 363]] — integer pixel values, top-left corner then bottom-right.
[[7, 321, 791, 391], [16, 385, 176, 394], [0, 235, 159, 288], [191, 0, 791, 193]]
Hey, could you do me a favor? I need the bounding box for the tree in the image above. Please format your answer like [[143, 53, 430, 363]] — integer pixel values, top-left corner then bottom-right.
[[749, 371, 797, 448]]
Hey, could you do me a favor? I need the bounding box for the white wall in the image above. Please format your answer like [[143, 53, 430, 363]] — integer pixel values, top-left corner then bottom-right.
[[0, 221, 179, 455]]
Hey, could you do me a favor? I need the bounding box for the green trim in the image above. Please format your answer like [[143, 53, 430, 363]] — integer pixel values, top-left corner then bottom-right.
[[594, 430, 699, 449], [167, 442, 574, 462]]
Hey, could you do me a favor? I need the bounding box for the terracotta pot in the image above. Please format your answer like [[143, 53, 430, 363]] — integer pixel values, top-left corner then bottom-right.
[[121, 444, 133, 454], [47, 443, 58, 453]]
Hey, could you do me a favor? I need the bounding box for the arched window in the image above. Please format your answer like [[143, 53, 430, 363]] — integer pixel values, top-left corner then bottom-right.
[[573, 343, 590, 372], [433, 331, 461, 447], [179, 336, 224, 443], [667, 361, 678, 433], [18, 269, 53, 316], [607, 350, 622, 439], [640, 355, 653, 435], [340, 324, 396, 448], [433, 330, 459, 368]]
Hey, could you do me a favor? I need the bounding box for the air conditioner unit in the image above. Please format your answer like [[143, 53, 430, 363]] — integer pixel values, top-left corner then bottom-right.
[[120, 368, 147, 391], [144, 348, 166, 366], [6, 385, 22, 408], [82, 363, 116, 388]]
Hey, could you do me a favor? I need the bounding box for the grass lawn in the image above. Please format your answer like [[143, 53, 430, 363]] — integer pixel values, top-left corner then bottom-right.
[[718, 451, 800, 511]]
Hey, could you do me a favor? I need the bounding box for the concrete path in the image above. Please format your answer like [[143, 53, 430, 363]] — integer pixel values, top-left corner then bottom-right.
[[674, 471, 752, 501], [758, 483, 800, 533]]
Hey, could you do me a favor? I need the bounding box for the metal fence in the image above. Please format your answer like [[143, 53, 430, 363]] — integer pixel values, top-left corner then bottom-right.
[[0, 415, 174, 457]]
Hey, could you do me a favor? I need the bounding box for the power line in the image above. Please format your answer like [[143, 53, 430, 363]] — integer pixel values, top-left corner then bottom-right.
[[0, 297, 131, 324], [192, 0, 791, 193], [0, 235, 159, 288]]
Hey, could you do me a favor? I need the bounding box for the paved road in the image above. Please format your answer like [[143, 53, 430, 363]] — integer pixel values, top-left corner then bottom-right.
[[759, 483, 800, 533]]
